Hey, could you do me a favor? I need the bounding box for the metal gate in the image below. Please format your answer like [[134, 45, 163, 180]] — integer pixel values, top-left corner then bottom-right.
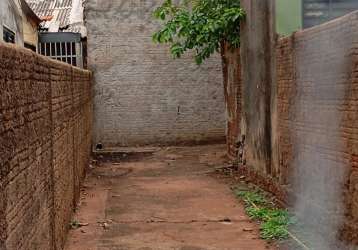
[[38, 32, 83, 68]]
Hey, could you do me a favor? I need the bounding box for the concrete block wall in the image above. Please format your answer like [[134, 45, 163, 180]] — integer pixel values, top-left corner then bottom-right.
[[85, 0, 226, 147], [0, 42, 92, 250]]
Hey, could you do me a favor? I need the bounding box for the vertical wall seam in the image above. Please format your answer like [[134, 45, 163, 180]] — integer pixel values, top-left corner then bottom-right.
[[71, 68, 76, 210], [48, 61, 56, 250]]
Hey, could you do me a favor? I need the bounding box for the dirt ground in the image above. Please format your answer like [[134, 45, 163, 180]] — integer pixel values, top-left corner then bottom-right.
[[64, 144, 276, 250]]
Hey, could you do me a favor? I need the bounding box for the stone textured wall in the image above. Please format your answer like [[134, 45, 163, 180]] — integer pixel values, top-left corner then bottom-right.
[[85, 0, 225, 147], [0, 42, 92, 250]]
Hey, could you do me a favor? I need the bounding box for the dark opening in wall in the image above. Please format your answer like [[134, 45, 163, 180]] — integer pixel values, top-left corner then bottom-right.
[[96, 143, 103, 150], [3, 26, 15, 44], [25, 42, 36, 52]]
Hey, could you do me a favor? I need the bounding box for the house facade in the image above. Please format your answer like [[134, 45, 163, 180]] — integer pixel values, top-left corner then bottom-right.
[[277, 0, 358, 35], [21, 0, 41, 51], [26, 0, 87, 67], [0, 0, 40, 50], [1, 0, 24, 45]]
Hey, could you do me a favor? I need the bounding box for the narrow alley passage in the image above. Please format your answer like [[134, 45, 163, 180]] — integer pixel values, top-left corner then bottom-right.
[[64, 145, 274, 250]]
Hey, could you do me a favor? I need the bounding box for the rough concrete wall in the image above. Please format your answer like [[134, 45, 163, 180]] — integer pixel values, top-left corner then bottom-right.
[[276, 36, 294, 187], [85, 0, 225, 147], [275, 12, 358, 243], [0, 42, 92, 250], [222, 44, 241, 162]]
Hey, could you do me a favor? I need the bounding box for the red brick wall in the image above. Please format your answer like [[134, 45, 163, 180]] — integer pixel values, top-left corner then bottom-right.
[[343, 50, 358, 243], [276, 36, 295, 186], [222, 11, 358, 244], [0, 42, 92, 250], [345, 48, 358, 241], [275, 13, 358, 243]]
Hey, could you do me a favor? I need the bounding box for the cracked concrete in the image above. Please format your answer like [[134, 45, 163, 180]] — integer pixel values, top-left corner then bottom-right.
[[64, 144, 275, 250]]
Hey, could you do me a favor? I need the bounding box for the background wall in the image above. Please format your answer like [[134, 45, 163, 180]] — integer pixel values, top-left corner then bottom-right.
[[85, 0, 226, 148], [0, 42, 92, 250]]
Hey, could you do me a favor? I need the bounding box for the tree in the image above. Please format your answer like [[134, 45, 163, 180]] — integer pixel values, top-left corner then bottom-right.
[[152, 0, 245, 64]]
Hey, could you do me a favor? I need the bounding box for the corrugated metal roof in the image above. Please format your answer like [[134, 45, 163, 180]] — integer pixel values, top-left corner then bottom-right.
[[25, 0, 86, 36]]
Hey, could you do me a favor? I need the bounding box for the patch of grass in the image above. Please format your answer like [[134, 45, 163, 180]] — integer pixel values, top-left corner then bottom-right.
[[234, 189, 295, 241], [236, 190, 267, 206]]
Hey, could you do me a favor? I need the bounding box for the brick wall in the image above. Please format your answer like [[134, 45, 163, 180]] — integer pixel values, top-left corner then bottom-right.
[[85, 0, 225, 147], [223, 10, 358, 244], [275, 13, 358, 243], [0, 42, 92, 250], [345, 47, 358, 242], [276, 36, 295, 187]]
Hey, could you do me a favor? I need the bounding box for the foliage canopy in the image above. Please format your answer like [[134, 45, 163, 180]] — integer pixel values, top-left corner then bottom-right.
[[152, 0, 245, 64]]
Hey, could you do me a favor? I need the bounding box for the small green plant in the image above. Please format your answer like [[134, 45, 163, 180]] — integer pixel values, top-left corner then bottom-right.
[[236, 190, 267, 206], [235, 189, 294, 241]]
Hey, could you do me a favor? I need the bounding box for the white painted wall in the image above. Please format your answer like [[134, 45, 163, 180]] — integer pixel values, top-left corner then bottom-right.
[[86, 0, 226, 147], [0, 0, 24, 45], [0, 0, 3, 39]]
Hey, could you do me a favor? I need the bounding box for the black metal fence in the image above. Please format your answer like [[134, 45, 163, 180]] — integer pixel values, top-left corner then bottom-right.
[[38, 32, 84, 68]]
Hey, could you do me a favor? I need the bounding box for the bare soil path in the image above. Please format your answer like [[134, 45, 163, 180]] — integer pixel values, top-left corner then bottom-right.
[[64, 144, 275, 250]]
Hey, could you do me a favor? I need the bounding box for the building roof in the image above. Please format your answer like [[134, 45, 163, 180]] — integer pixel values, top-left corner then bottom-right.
[[25, 0, 86, 37], [20, 0, 42, 25]]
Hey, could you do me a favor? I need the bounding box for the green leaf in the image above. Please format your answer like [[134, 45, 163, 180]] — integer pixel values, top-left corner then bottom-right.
[[152, 0, 245, 64], [160, 11, 166, 20]]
